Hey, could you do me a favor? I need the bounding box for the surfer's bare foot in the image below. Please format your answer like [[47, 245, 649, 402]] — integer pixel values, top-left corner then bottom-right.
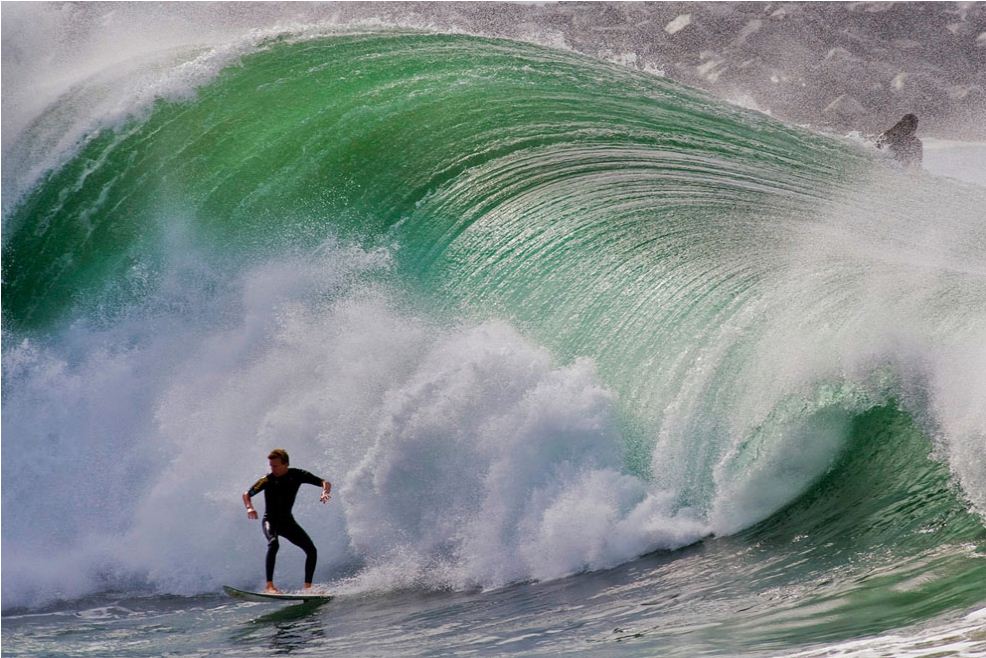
[[264, 582, 281, 594], [303, 582, 313, 590]]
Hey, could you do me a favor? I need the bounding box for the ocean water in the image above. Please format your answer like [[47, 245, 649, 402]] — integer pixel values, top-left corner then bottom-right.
[[3, 26, 985, 658]]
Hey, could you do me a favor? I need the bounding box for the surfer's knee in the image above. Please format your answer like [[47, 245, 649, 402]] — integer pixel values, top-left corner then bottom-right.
[[300, 534, 317, 559]]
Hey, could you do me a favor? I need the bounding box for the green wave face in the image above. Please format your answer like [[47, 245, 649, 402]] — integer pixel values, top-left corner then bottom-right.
[[723, 404, 986, 643], [2, 31, 865, 494], [3, 32, 984, 643], [3, 32, 853, 331]]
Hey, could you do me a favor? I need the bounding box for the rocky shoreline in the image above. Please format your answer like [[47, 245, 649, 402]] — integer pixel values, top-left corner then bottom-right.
[[335, 2, 986, 140]]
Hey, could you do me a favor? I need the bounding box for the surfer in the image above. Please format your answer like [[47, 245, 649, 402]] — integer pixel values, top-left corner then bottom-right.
[[242, 449, 332, 593], [876, 113, 922, 168]]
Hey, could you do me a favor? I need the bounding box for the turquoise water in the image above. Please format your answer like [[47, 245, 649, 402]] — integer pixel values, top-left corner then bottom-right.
[[3, 32, 985, 656]]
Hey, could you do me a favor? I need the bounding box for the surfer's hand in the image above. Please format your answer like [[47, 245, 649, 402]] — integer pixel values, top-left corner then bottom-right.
[[320, 491, 331, 504], [247, 508, 258, 520]]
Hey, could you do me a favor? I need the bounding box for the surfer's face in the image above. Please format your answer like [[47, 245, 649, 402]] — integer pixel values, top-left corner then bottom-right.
[[269, 457, 289, 477]]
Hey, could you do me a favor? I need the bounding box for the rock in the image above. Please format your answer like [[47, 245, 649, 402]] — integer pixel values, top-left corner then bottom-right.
[[665, 14, 691, 35]]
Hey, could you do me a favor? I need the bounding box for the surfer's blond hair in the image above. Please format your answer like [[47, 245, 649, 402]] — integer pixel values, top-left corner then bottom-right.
[[268, 448, 290, 465]]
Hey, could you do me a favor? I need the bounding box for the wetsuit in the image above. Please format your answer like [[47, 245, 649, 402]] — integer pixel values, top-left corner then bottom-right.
[[247, 468, 324, 583], [877, 114, 923, 168]]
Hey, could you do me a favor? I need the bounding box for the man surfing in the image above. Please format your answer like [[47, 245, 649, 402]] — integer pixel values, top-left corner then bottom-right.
[[876, 113, 923, 169], [242, 449, 332, 593]]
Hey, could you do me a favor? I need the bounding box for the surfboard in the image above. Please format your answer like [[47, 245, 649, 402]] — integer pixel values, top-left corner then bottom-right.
[[223, 585, 333, 604]]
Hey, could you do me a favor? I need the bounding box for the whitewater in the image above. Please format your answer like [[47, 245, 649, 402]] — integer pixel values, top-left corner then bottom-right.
[[2, 6, 985, 658]]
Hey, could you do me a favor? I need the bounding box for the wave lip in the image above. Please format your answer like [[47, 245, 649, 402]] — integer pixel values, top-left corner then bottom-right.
[[1, 31, 850, 332]]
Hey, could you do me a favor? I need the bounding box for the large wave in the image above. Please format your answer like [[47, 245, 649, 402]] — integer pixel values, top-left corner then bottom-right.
[[3, 32, 985, 611]]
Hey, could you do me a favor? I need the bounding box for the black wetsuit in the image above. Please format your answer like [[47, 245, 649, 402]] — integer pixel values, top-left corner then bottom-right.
[[247, 468, 324, 583], [877, 114, 923, 168]]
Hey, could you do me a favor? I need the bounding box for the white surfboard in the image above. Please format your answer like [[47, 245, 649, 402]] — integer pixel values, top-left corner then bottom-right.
[[223, 585, 333, 604]]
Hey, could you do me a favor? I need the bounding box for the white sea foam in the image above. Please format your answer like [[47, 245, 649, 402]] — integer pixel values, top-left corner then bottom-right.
[[1, 240, 707, 608]]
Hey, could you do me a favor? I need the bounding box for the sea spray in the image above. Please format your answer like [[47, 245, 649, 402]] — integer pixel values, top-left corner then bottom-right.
[[342, 321, 707, 590]]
